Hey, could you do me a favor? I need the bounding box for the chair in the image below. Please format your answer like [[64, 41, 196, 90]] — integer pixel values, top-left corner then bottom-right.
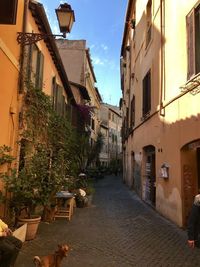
[[54, 197, 75, 221]]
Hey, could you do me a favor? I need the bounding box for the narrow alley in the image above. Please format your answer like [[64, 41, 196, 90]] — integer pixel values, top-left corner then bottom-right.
[[16, 175, 200, 267]]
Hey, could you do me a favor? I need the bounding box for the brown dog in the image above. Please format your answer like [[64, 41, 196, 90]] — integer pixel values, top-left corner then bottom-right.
[[33, 244, 69, 267]]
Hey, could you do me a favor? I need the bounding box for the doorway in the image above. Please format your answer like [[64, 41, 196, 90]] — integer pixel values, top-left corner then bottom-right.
[[181, 140, 200, 227], [143, 145, 156, 206]]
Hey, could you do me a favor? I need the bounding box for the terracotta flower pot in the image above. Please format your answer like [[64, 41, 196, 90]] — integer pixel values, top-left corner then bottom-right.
[[18, 216, 41, 241]]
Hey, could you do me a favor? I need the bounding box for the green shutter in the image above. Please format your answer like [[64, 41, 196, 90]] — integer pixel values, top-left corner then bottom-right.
[[36, 51, 44, 89]]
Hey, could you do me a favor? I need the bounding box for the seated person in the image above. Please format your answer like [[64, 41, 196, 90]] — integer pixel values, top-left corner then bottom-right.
[[0, 218, 22, 267]]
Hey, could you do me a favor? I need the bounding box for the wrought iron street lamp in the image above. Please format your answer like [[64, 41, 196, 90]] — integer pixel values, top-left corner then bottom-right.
[[17, 3, 75, 46], [56, 3, 75, 38]]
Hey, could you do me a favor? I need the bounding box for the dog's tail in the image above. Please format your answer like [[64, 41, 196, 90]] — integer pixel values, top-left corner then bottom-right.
[[33, 256, 41, 266]]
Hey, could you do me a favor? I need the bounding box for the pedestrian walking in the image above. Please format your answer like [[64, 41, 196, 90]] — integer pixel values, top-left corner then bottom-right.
[[187, 194, 200, 248]]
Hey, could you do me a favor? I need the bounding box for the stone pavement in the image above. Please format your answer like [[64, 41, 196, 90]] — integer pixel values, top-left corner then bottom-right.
[[15, 175, 200, 267]]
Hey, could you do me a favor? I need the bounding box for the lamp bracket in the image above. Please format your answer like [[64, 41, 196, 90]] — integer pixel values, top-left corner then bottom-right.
[[17, 32, 66, 46]]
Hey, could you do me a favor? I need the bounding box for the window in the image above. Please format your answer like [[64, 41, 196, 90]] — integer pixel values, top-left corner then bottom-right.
[[51, 77, 65, 116], [0, 0, 18, 24], [186, 4, 200, 79], [126, 107, 129, 135], [112, 113, 114, 122], [142, 70, 151, 117], [130, 95, 135, 128], [146, 0, 152, 48], [91, 118, 95, 130], [27, 44, 44, 89]]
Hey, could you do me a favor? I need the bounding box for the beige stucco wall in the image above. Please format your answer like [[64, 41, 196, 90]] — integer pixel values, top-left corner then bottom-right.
[[56, 40, 86, 86], [122, 0, 200, 227]]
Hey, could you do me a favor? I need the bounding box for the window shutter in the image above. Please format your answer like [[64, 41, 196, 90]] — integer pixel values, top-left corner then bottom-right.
[[142, 70, 151, 117], [26, 44, 33, 80], [147, 70, 151, 112], [36, 51, 44, 89], [142, 78, 146, 116], [56, 85, 63, 115], [131, 95, 135, 127], [51, 77, 56, 110], [186, 10, 195, 80], [195, 6, 200, 74]]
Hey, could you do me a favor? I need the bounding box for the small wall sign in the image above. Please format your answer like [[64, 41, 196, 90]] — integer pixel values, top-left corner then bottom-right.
[[160, 163, 169, 178]]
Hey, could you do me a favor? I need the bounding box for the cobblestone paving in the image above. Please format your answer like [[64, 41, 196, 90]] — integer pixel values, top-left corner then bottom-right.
[[15, 175, 200, 267]]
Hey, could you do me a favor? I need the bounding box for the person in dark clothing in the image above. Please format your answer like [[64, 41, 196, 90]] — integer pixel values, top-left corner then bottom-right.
[[0, 219, 22, 267], [187, 194, 200, 248]]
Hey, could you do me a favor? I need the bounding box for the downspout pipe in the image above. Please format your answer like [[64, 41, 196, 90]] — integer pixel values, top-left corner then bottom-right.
[[18, 0, 29, 94], [159, 0, 165, 116]]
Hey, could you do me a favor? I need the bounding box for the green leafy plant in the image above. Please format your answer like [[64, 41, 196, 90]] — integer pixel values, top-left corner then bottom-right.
[[0, 145, 15, 166], [1, 81, 78, 221]]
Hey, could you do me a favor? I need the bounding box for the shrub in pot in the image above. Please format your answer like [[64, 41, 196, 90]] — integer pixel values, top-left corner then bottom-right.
[[2, 167, 42, 240]]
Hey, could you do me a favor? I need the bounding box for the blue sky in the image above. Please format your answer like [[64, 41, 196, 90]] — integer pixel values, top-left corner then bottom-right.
[[39, 0, 127, 106]]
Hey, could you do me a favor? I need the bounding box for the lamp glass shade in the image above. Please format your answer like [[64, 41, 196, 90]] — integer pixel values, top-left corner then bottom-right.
[[56, 3, 75, 34]]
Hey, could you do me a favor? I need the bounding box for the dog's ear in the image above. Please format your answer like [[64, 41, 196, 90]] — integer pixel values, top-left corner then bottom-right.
[[33, 256, 41, 266]]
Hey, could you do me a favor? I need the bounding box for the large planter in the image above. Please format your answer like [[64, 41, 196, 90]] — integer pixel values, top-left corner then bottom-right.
[[18, 216, 41, 241]]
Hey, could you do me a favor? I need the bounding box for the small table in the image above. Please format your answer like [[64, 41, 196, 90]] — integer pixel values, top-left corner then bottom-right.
[[54, 191, 75, 221]]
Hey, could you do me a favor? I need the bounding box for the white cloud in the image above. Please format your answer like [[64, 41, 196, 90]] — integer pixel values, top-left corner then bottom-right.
[[101, 44, 108, 51], [92, 56, 104, 66]]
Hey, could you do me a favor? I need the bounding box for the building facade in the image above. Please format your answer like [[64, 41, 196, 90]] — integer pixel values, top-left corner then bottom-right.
[[0, 0, 76, 216], [121, 0, 200, 227], [56, 40, 102, 145], [99, 103, 122, 168]]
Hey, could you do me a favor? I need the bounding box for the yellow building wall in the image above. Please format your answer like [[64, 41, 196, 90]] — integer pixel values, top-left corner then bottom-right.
[[0, 0, 24, 154], [0, 0, 24, 215], [0, 0, 70, 216], [25, 11, 65, 98]]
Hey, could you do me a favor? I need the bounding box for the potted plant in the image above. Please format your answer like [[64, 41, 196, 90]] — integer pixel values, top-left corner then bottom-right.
[[2, 164, 42, 240], [0, 145, 40, 240]]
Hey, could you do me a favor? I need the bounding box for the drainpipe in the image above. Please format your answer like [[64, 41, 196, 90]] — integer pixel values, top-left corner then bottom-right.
[[18, 0, 29, 94], [159, 0, 165, 116]]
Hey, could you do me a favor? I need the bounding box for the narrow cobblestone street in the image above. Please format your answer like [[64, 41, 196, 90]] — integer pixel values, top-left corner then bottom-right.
[[16, 175, 200, 267]]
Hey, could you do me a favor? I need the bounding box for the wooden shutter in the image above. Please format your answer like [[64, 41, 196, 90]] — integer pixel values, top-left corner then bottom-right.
[[186, 10, 195, 79], [142, 70, 151, 117], [56, 85, 63, 115], [142, 78, 146, 116], [0, 0, 18, 24], [195, 6, 200, 74], [131, 95, 135, 127], [52, 77, 57, 110], [26, 45, 33, 80], [36, 51, 44, 89], [147, 70, 151, 112]]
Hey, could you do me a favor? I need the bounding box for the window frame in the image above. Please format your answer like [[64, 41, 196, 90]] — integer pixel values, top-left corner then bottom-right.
[[186, 3, 200, 80]]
